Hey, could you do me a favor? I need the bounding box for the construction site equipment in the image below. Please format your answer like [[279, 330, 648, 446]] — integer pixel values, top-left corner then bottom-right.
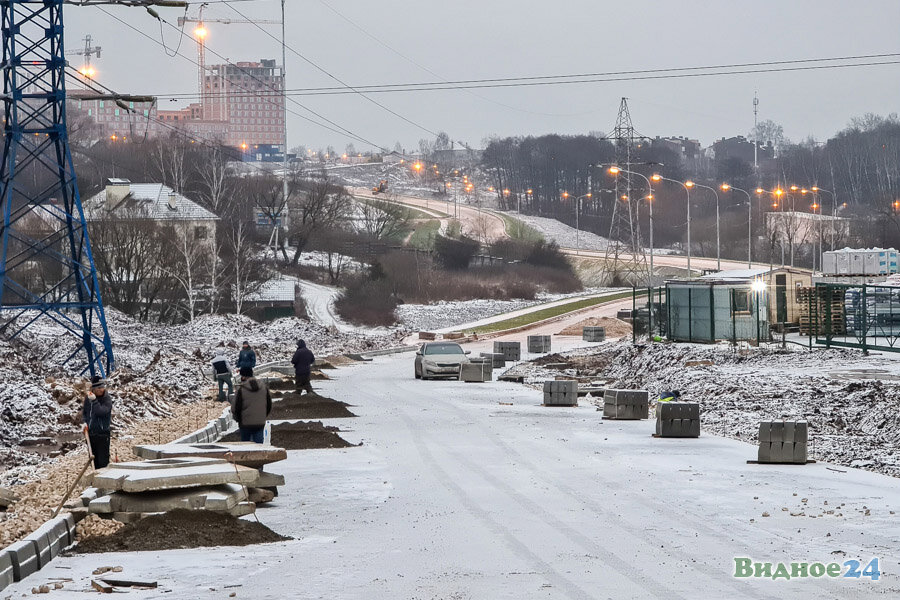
[[0, 0, 115, 376]]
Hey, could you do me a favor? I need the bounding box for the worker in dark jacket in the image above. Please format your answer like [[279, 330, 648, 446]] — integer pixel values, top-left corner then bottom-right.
[[235, 341, 257, 371], [82, 376, 113, 469], [291, 339, 315, 395], [211, 348, 233, 402], [232, 367, 272, 443]]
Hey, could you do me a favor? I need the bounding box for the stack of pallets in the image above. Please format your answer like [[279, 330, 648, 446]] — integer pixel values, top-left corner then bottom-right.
[[797, 287, 845, 336]]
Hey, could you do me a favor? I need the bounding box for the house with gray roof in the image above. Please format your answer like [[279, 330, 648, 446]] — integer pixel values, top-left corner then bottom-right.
[[84, 179, 219, 244]]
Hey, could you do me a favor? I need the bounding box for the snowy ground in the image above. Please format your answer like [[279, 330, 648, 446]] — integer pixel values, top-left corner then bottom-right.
[[0, 308, 404, 484], [508, 211, 612, 251], [503, 340, 900, 479], [7, 352, 899, 599]]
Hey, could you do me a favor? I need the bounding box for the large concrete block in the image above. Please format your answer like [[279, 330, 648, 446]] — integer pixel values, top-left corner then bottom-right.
[[5, 539, 38, 582], [527, 335, 551, 354], [133, 443, 287, 469], [479, 352, 506, 368], [582, 327, 606, 342], [61, 513, 76, 547], [256, 470, 285, 488], [758, 420, 809, 463], [0, 551, 13, 590], [603, 388, 649, 420], [492, 341, 521, 361], [542, 380, 577, 406], [459, 361, 492, 382], [93, 457, 260, 493]]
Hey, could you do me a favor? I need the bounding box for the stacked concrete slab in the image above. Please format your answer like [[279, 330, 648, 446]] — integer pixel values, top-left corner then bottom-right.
[[655, 403, 701, 437], [479, 352, 506, 368], [758, 421, 808, 464], [89, 457, 260, 522], [493, 341, 521, 362], [583, 327, 606, 342], [603, 389, 649, 420], [459, 360, 492, 382], [527, 335, 551, 354], [543, 380, 578, 406]]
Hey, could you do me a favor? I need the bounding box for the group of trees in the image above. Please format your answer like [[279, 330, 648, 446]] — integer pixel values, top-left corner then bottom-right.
[[481, 114, 900, 267]]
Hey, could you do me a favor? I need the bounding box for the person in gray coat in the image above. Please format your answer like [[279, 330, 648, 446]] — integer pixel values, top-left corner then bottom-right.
[[82, 376, 113, 469], [232, 366, 272, 443]]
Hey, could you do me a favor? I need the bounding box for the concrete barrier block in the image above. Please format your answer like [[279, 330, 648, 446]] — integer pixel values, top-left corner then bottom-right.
[[758, 442, 772, 463], [792, 442, 808, 464], [459, 362, 491, 382], [61, 513, 76, 547], [480, 352, 506, 368], [0, 551, 13, 590], [493, 341, 521, 361], [770, 422, 784, 441], [582, 327, 606, 342], [758, 422, 771, 442], [79, 487, 100, 507], [527, 335, 551, 354], [25, 529, 51, 568], [795, 421, 808, 443], [5, 539, 38, 582]]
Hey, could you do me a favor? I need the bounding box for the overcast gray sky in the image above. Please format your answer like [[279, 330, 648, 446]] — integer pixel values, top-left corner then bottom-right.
[[66, 0, 900, 151]]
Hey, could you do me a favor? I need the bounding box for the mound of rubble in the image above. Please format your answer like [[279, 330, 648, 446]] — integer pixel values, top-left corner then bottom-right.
[[74, 508, 290, 553]]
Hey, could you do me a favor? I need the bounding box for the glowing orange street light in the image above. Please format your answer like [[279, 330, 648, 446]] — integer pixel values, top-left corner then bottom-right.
[[109, 134, 117, 141], [194, 25, 208, 39], [685, 180, 695, 188], [772, 202, 778, 209], [79, 66, 95, 78], [488, 186, 495, 192], [650, 173, 661, 182], [240, 142, 248, 151], [608, 166, 620, 174], [526, 188, 533, 194], [502, 188, 510, 196], [756, 188, 764, 194], [774, 189, 784, 197], [812, 203, 819, 210], [720, 183, 730, 191], [561, 191, 569, 199], [413, 162, 423, 172], [894, 200, 900, 211], [790, 185, 799, 192]]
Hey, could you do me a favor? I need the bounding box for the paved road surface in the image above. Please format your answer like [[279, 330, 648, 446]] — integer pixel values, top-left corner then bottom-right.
[[13, 350, 899, 599]]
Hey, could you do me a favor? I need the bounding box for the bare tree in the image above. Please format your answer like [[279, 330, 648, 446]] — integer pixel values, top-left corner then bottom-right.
[[160, 223, 210, 322], [195, 144, 234, 216], [151, 134, 189, 194], [356, 196, 410, 241], [289, 174, 352, 266]]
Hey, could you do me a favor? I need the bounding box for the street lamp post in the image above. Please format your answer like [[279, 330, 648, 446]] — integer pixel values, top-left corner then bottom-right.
[[721, 184, 753, 268], [609, 166, 654, 283], [655, 175, 693, 275], [690, 183, 720, 271], [568, 192, 592, 255], [812, 186, 837, 251]]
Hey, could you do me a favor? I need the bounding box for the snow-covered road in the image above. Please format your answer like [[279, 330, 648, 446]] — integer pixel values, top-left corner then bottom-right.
[[294, 279, 380, 336], [13, 352, 900, 598]]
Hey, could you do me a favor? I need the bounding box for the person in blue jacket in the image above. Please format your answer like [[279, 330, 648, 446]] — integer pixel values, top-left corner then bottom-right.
[[236, 341, 257, 371], [82, 376, 113, 469]]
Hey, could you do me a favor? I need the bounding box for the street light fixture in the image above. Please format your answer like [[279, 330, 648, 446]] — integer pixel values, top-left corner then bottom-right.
[[572, 192, 592, 255], [656, 175, 694, 275], [722, 183, 754, 268]]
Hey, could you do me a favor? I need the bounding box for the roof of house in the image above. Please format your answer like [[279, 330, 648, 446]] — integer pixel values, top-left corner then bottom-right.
[[246, 279, 296, 303], [84, 183, 218, 222], [691, 266, 810, 283]]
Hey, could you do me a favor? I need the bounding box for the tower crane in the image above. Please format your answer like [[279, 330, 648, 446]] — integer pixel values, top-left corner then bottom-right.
[[66, 34, 101, 81], [177, 4, 280, 118]]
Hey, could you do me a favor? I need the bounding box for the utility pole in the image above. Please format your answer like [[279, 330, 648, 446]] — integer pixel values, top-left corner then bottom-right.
[[603, 98, 650, 285], [753, 92, 759, 173], [0, 0, 184, 377], [279, 0, 289, 261]]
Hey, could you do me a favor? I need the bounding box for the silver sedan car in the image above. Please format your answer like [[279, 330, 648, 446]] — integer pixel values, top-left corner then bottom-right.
[[414, 342, 470, 379]]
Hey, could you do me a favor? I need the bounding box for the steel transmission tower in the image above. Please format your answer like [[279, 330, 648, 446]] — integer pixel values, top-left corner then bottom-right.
[[603, 98, 650, 284], [0, 0, 113, 375]]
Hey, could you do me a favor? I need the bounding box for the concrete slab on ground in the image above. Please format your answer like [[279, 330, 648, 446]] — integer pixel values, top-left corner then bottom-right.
[[92, 457, 260, 493], [133, 443, 287, 468]]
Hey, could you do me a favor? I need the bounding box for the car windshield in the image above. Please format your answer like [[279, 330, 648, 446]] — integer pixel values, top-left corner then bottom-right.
[[424, 343, 464, 355]]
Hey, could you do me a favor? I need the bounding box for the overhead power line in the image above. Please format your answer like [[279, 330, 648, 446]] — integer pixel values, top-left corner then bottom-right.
[[151, 51, 900, 100]]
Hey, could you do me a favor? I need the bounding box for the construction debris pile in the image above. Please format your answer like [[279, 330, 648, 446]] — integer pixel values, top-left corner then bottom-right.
[[505, 341, 900, 477]]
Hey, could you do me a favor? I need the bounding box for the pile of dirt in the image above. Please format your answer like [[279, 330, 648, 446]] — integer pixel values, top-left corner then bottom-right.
[[557, 316, 632, 337], [265, 378, 296, 391], [270, 393, 356, 419], [73, 509, 290, 553], [221, 421, 356, 450]]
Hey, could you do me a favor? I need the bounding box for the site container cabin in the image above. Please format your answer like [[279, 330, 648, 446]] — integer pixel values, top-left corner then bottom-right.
[[665, 268, 811, 343]]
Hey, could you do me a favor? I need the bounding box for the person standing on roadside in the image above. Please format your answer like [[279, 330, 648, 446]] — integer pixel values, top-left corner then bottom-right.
[[211, 348, 233, 402], [232, 366, 272, 443], [291, 339, 315, 395], [236, 341, 257, 372], [83, 376, 113, 469]]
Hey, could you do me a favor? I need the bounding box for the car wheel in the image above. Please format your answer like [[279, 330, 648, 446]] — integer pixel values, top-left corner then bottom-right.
[[415, 368, 421, 379]]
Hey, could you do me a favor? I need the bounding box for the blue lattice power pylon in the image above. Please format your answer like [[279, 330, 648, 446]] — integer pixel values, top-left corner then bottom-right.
[[0, 0, 114, 376]]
